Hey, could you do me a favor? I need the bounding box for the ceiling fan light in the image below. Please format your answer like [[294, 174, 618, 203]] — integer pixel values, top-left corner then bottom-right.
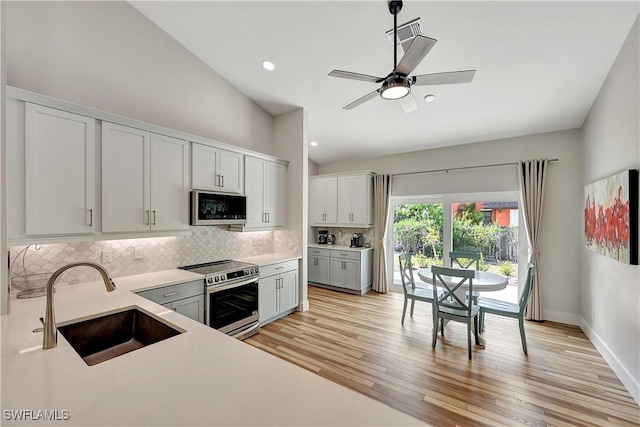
[[380, 75, 411, 100], [381, 85, 410, 100]]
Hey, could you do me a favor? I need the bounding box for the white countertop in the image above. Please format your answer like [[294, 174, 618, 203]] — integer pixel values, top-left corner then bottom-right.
[[1, 268, 422, 426], [238, 253, 301, 266], [308, 243, 373, 252]]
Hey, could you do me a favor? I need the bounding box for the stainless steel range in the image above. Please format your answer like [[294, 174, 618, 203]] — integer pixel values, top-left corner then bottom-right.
[[179, 260, 260, 340]]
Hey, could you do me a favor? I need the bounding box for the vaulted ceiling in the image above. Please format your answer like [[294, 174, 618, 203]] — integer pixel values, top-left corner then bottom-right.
[[132, 1, 639, 164]]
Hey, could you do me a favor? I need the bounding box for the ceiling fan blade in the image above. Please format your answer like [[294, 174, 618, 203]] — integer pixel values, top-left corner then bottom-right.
[[413, 70, 477, 86], [343, 90, 380, 110], [398, 93, 418, 113], [329, 70, 384, 83], [394, 36, 437, 76]]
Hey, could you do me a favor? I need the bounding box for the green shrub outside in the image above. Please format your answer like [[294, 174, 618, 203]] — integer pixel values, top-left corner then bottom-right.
[[500, 260, 515, 276]]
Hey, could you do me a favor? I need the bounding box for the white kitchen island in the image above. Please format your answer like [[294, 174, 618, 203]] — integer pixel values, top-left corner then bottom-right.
[[1, 269, 424, 426]]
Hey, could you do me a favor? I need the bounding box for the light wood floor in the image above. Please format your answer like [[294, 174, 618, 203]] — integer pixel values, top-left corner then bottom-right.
[[246, 286, 640, 427]]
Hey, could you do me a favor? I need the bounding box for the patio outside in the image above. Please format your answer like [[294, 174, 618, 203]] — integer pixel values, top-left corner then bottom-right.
[[392, 202, 520, 303]]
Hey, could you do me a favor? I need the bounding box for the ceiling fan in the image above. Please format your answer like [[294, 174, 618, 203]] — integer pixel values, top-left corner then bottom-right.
[[328, 0, 476, 113]]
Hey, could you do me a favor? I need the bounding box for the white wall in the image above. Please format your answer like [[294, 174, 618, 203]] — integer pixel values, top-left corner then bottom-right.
[[274, 109, 309, 311], [319, 129, 583, 324], [5, 1, 274, 154], [580, 17, 639, 404]]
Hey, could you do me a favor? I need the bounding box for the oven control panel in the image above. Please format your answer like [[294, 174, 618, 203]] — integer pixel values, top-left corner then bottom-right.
[[206, 267, 259, 285]]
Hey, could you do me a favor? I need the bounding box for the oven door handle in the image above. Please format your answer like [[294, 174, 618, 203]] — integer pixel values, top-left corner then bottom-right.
[[229, 322, 260, 339], [207, 276, 258, 293]]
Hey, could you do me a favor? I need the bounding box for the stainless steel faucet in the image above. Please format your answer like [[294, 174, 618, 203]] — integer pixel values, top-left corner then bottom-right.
[[43, 262, 117, 350]]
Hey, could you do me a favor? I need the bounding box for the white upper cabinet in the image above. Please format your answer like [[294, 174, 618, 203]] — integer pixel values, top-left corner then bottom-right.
[[8, 88, 288, 243], [102, 122, 189, 233], [25, 103, 96, 236], [191, 143, 243, 194], [309, 177, 337, 225], [242, 156, 286, 230], [245, 156, 266, 228], [102, 123, 150, 233], [338, 174, 372, 226], [265, 161, 286, 228], [310, 172, 373, 228], [150, 133, 190, 231]]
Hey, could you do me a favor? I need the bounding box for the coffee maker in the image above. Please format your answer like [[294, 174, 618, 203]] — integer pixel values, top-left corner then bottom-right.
[[317, 229, 329, 244], [350, 233, 364, 248]]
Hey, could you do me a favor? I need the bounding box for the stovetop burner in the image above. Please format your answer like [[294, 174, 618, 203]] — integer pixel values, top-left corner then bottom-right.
[[179, 259, 259, 285]]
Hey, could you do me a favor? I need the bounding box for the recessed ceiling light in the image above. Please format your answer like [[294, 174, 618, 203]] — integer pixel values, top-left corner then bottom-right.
[[310, 141, 318, 147], [262, 60, 275, 71], [424, 94, 436, 103]]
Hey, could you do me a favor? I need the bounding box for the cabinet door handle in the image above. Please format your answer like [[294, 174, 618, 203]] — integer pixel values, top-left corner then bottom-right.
[[163, 291, 180, 297], [152, 210, 157, 225], [221, 175, 225, 188], [216, 174, 221, 187], [145, 210, 150, 225], [89, 209, 93, 227]]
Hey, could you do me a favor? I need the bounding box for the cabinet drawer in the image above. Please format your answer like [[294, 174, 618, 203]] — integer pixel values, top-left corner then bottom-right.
[[135, 279, 204, 305], [260, 260, 298, 278], [308, 247, 331, 257], [330, 250, 361, 261]]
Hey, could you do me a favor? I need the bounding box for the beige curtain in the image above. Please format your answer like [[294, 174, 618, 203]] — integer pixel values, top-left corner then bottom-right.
[[518, 158, 549, 321], [373, 174, 392, 293]]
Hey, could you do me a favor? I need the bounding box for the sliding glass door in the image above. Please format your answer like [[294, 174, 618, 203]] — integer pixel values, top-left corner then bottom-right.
[[389, 192, 527, 302]]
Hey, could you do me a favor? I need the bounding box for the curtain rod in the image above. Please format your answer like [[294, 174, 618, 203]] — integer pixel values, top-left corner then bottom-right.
[[391, 158, 559, 177]]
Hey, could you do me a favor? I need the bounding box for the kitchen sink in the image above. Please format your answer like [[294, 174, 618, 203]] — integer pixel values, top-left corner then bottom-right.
[[57, 306, 183, 366]]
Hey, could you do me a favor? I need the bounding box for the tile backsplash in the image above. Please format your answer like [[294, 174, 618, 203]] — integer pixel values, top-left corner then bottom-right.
[[312, 227, 375, 248], [10, 227, 302, 294]]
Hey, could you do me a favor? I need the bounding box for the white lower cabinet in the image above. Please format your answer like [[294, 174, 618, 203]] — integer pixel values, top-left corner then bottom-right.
[[258, 260, 298, 325], [308, 247, 373, 295], [163, 295, 205, 324], [135, 279, 205, 323], [308, 247, 331, 285], [330, 258, 360, 291]]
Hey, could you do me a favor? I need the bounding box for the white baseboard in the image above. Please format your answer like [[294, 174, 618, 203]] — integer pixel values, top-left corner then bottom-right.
[[543, 309, 580, 326], [297, 300, 309, 312], [579, 316, 640, 405]]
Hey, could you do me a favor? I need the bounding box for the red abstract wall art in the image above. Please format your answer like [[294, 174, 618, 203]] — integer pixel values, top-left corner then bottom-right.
[[584, 169, 638, 265]]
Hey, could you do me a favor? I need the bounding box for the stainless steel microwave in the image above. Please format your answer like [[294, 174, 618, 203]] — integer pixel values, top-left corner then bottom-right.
[[191, 191, 247, 225]]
